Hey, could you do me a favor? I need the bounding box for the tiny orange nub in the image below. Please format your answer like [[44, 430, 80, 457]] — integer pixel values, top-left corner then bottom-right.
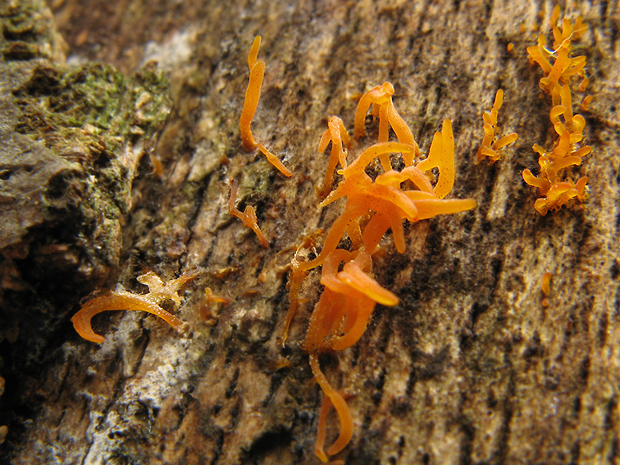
[[541, 272, 552, 297]]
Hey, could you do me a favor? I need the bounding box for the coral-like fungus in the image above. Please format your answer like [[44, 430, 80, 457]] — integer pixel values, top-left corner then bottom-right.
[[526, 5, 587, 96], [71, 271, 195, 343], [240, 36, 292, 177], [353, 82, 420, 167], [523, 7, 591, 215], [318, 116, 351, 197], [228, 178, 270, 248], [475, 89, 518, 164], [282, 83, 475, 462]]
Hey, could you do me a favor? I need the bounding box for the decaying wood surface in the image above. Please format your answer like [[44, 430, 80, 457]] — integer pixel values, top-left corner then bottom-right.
[[2, 0, 619, 464]]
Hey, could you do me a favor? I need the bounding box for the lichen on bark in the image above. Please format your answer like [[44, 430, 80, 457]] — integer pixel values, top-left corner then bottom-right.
[[0, 0, 172, 452]]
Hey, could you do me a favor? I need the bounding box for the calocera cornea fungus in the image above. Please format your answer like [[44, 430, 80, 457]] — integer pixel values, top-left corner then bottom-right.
[[523, 7, 591, 215], [228, 178, 270, 248], [239, 36, 292, 177], [353, 81, 420, 167], [317, 116, 351, 198], [71, 271, 195, 343], [541, 272, 552, 307], [475, 89, 518, 164], [282, 82, 475, 462]]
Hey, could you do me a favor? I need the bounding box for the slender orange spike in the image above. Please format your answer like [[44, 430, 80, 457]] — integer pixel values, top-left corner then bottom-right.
[[240, 36, 266, 152], [385, 100, 420, 163], [240, 36, 292, 176], [527, 43, 553, 74], [280, 232, 322, 345], [522, 169, 550, 192], [576, 176, 588, 200], [362, 212, 391, 253], [309, 354, 354, 460], [319, 116, 350, 197], [377, 103, 392, 171], [476, 90, 518, 164], [541, 272, 552, 306], [580, 95, 592, 112], [315, 392, 355, 463], [539, 47, 570, 93], [354, 82, 394, 139], [409, 198, 476, 220], [492, 133, 519, 150], [299, 205, 369, 272]]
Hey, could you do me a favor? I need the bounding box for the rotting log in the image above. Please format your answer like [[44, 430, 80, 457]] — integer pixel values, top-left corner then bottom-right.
[[2, 0, 619, 464]]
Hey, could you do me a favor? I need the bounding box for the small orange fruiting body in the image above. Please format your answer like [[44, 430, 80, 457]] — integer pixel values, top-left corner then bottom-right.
[[71, 271, 195, 344], [318, 116, 351, 197], [475, 89, 518, 164], [541, 272, 552, 307], [201, 287, 231, 323], [229, 178, 270, 248], [240, 36, 292, 177]]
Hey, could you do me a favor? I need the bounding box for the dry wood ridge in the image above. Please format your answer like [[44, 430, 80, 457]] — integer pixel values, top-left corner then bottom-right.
[[2, 1, 619, 464]]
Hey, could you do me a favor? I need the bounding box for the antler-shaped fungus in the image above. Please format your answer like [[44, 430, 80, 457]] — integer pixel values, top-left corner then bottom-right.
[[318, 116, 351, 197], [475, 89, 518, 164], [523, 9, 591, 215], [282, 80, 475, 462], [228, 178, 270, 248], [71, 271, 195, 343]]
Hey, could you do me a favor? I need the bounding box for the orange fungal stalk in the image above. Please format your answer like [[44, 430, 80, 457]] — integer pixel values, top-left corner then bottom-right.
[[240, 36, 292, 177], [71, 271, 195, 344], [229, 179, 270, 248], [318, 116, 351, 197], [541, 272, 552, 307]]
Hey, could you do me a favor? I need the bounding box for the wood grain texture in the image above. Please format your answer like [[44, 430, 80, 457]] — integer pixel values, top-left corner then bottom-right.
[[3, 0, 620, 464]]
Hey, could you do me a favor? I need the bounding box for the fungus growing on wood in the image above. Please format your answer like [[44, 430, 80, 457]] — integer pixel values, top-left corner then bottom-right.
[[201, 287, 231, 323], [239, 36, 292, 177], [228, 178, 270, 248], [353, 82, 420, 166], [541, 272, 552, 307], [318, 116, 351, 197], [71, 271, 195, 343], [281, 82, 476, 462], [523, 9, 591, 214], [475, 89, 518, 164]]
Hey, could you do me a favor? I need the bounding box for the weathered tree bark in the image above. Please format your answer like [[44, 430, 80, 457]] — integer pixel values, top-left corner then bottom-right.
[[2, 0, 619, 464]]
